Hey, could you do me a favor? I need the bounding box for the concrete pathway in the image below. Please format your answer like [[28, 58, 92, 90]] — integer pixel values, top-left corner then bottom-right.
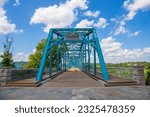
[[0, 86, 150, 100]]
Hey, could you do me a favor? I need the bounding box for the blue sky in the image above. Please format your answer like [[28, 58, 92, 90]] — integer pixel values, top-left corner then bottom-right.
[[0, 0, 150, 63]]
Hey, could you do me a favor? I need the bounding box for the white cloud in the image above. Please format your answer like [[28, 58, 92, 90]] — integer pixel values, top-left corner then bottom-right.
[[30, 0, 88, 33], [13, 52, 29, 62], [75, 19, 94, 28], [113, 0, 150, 36], [129, 30, 140, 37], [0, 8, 16, 34], [0, 0, 16, 34], [94, 18, 108, 28], [100, 36, 150, 63], [13, 0, 20, 6], [124, 0, 150, 20], [114, 25, 128, 35], [76, 17, 108, 29], [83, 10, 100, 17]]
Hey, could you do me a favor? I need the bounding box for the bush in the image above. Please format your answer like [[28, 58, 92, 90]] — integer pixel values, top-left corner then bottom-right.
[[145, 65, 150, 85]]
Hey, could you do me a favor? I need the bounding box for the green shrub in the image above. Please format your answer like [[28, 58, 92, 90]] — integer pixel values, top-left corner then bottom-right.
[[145, 65, 150, 85]]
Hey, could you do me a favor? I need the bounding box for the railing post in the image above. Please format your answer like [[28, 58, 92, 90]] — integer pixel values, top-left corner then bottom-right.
[[132, 66, 145, 85]]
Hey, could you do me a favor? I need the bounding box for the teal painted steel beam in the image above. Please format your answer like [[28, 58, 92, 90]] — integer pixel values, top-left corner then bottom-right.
[[49, 48, 52, 76], [93, 29, 109, 80], [36, 29, 53, 81], [56, 45, 59, 73], [85, 44, 87, 71], [88, 36, 90, 73], [51, 28, 94, 32], [93, 32, 97, 75], [60, 48, 62, 71]]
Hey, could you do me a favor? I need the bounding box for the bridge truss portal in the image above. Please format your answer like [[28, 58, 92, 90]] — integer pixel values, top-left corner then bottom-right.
[[36, 28, 109, 81]]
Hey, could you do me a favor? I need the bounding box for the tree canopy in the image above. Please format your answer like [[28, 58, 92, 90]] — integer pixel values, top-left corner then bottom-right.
[[24, 39, 57, 68], [0, 35, 14, 68]]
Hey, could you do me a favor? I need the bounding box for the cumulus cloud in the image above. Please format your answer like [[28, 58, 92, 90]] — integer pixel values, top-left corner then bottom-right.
[[83, 10, 100, 17], [30, 0, 88, 33], [94, 18, 108, 28], [124, 0, 150, 20], [0, 0, 16, 34], [100, 36, 150, 63], [75, 19, 94, 28], [76, 18, 108, 28]]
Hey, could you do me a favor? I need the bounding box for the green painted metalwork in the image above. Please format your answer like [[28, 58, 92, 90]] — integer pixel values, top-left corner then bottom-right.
[[36, 28, 109, 81]]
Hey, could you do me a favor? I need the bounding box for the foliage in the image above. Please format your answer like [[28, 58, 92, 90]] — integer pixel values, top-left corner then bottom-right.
[[1, 51, 14, 67], [106, 62, 150, 68], [0, 35, 14, 68], [24, 39, 58, 68], [145, 64, 150, 85]]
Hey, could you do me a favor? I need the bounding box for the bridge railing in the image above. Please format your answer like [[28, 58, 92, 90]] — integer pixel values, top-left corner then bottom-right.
[[106, 67, 133, 79], [89, 66, 145, 84], [89, 66, 133, 79]]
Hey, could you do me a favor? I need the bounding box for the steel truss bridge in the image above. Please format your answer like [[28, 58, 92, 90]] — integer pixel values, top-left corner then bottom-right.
[[5, 28, 139, 87], [36, 28, 109, 81]]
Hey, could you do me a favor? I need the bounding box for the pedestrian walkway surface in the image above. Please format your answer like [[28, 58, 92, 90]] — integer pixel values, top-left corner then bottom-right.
[[0, 86, 150, 100], [42, 71, 102, 87]]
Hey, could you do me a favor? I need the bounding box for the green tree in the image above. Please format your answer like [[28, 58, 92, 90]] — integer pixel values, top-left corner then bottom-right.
[[0, 35, 14, 68], [24, 39, 57, 68]]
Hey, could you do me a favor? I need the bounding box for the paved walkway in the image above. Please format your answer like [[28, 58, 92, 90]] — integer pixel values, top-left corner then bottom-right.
[[0, 86, 150, 100], [42, 71, 103, 87]]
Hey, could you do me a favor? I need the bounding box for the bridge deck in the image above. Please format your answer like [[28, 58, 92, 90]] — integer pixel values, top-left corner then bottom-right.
[[6, 71, 138, 87], [41, 71, 102, 87]]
